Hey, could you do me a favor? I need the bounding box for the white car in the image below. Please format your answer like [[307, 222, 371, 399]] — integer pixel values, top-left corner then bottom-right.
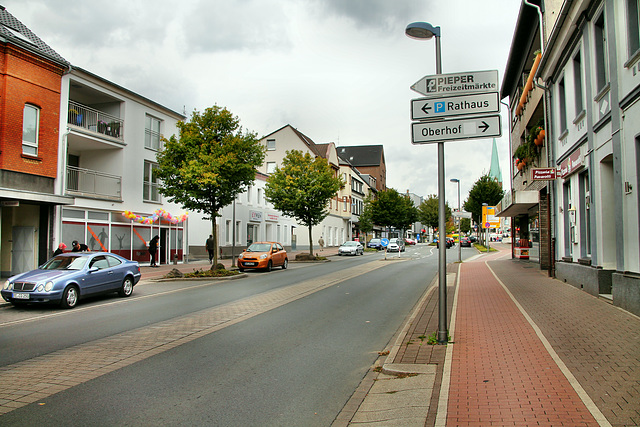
[[386, 238, 405, 252], [338, 241, 364, 256]]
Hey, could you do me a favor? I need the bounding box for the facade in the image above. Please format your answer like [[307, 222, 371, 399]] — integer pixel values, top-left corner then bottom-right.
[[500, 0, 640, 316], [405, 192, 425, 241], [0, 7, 73, 277], [54, 67, 187, 266], [336, 145, 386, 192], [338, 156, 376, 242]]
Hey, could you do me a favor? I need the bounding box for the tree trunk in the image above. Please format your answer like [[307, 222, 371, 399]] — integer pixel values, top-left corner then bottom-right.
[[308, 225, 314, 257], [211, 216, 218, 269]]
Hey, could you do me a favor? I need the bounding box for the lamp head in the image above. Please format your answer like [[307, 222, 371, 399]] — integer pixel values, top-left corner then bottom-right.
[[450, 178, 459, 183], [405, 22, 441, 40]]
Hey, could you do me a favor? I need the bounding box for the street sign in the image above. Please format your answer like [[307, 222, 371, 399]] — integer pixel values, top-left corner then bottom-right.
[[411, 115, 501, 144], [411, 70, 499, 98], [411, 93, 499, 121], [482, 205, 500, 228], [453, 211, 472, 219], [381, 238, 389, 247]]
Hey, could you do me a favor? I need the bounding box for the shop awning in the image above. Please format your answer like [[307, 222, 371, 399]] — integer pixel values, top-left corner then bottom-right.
[[495, 190, 538, 217], [0, 188, 75, 205]]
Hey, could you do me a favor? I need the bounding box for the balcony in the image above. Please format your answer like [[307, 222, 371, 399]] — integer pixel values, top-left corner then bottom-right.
[[66, 166, 122, 201], [68, 101, 124, 141]]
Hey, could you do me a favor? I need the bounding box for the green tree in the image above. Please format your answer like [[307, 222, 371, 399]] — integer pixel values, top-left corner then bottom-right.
[[369, 189, 418, 236], [358, 196, 375, 244], [460, 217, 471, 234], [463, 174, 505, 228], [156, 106, 265, 268], [418, 194, 452, 233], [264, 150, 343, 257]]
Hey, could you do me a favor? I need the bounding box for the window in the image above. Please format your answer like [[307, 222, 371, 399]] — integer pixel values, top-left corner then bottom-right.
[[257, 188, 262, 206], [627, 0, 640, 57], [344, 197, 348, 211], [266, 139, 276, 151], [558, 77, 567, 134], [266, 162, 276, 174], [143, 161, 160, 202], [573, 51, 584, 115], [226, 220, 231, 244], [22, 104, 39, 156], [594, 11, 608, 93], [247, 186, 252, 204], [145, 115, 162, 151]]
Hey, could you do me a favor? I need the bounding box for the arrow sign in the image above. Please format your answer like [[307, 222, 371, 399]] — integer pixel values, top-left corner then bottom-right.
[[411, 70, 499, 98], [411, 93, 500, 121], [411, 115, 502, 144]]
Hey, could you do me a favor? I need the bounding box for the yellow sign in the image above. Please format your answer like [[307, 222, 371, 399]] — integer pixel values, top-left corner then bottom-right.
[[482, 205, 500, 229]]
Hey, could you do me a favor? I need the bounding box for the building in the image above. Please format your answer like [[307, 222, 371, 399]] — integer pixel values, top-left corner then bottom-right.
[[336, 145, 386, 192], [54, 66, 186, 266], [499, 0, 640, 316], [0, 6, 72, 276]]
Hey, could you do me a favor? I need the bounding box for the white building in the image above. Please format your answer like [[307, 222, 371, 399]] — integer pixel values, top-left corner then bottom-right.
[[54, 66, 187, 266]]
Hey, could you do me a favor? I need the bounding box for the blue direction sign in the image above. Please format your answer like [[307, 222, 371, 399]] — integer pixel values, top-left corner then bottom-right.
[[411, 93, 499, 121], [380, 238, 389, 247]]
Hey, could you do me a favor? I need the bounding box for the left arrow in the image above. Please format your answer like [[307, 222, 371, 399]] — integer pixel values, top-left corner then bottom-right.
[[421, 102, 431, 115]]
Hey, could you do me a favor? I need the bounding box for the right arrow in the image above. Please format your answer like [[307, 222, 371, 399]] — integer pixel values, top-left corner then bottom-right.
[[479, 121, 490, 132]]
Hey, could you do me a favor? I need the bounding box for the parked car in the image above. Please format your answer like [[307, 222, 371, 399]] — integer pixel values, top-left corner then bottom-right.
[[338, 241, 364, 256], [1, 252, 141, 309], [387, 238, 406, 252], [404, 238, 416, 245], [436, 238, 452, 249], [469, 235, 478, 243], [460, 236, 472, 247], [238, 242, 288, 272], [447, 237, 455, 246], [367, 238, 383, 250]]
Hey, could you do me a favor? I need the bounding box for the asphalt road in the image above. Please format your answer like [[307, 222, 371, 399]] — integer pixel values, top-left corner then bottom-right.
[[0, 244, 477, 426]]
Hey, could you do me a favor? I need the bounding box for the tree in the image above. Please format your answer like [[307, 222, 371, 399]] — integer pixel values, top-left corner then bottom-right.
[[156, 106, 265, 268], [369, 189, 418, 236], [418, 195, 452, 234], [463, 174, 505, 228], [264, 150, 343, 257], [358, 196, 375, 245]]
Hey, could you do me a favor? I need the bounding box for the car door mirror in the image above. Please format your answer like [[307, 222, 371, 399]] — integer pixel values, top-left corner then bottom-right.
[[89, 266, 99, 273]]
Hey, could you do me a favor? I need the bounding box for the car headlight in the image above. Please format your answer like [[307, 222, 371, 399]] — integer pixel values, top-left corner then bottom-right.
[[45, 281, 54, 292], [259, 254, 268, 260], [3, 281, 13, 291], [238, 253, 244, 259], [36, 284, 44, 292]]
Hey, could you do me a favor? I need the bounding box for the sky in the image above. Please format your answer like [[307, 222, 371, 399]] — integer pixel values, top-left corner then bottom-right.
[[4, 0, 522, 207]]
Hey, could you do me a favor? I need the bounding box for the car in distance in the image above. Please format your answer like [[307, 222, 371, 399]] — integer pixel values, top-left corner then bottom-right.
[[460, 236, 472, 247], [387, 238, 406, 252], [404, 238, 416, 245], [367, 238, 383, 250], [338, 241, 364, 256], [1, 252, 141, 309], [237, 241, 288, 272], [436, 238, 452, 249]]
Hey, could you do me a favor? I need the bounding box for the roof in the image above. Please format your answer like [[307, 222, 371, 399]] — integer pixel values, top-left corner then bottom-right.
[[0, 5, 68, 66], [336, 145, 385, 167]]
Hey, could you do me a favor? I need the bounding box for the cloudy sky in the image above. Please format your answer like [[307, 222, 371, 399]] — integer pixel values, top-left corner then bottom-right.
[[5, 0, 522, 206]]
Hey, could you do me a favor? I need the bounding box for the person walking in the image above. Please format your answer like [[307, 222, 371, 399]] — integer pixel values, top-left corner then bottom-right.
[[318, 236, 324, 252], [206, 234, 215, 264], [149, 235, 159, 267]]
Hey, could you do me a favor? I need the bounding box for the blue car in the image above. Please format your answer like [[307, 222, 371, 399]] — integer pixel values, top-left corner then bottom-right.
[[2, 252, 141, 309]]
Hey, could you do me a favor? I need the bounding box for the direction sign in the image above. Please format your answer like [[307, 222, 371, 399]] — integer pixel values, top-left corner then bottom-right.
[[380, 238, 389, 247], [453, 211, 472, 219], [411, 115, 501, 144], [411, 93, 500, 121], [411, 70, 499, 98]]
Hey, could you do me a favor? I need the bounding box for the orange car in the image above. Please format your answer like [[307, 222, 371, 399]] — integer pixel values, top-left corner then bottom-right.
[[238, 242, 288, 272]]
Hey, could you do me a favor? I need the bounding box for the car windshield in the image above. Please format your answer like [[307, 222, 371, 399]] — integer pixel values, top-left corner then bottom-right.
[[343, 242, 357, 246], [247, 243, 272, 252], [41, 256, 88, 271], [370, 239, 380, 243], [389, 238, 398, 243]]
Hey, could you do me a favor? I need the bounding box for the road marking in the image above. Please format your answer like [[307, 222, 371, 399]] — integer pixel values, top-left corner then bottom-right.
[[0, 260, 389, 416]]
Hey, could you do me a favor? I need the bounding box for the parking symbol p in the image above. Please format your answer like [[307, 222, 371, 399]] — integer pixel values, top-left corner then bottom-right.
[[435, 102, 445, 113]]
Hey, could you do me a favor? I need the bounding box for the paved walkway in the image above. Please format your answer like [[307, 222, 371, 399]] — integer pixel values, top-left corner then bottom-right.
[[342, 244, 640, 426]]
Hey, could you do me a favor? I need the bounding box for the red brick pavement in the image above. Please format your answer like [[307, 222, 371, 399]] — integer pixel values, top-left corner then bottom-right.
[[447, 256, 599, 426]]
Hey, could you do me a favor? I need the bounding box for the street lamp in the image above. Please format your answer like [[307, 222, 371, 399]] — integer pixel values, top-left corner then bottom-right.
[[406, 21, 447, 344], [450, 178, 461, 263], [482, 202, 490, 252]]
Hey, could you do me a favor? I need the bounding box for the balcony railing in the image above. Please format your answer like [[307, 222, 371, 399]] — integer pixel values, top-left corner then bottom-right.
[[66, 166, 122, 201], [68, 101, 124, 141]]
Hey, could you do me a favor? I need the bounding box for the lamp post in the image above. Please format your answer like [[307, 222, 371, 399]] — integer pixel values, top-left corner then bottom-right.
[[406, 21, 448, 344], [450, 178, 461, 263], [482, 202, 490, 252]]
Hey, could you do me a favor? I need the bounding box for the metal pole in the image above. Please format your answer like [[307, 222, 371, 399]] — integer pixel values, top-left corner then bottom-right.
[[434, 34, 448, 345], [232, 199, 236, 267], [457, 180, 461, 263]]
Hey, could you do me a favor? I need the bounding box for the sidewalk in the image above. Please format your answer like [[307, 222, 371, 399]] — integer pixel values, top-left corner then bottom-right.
[[341, 243, 640, 426]]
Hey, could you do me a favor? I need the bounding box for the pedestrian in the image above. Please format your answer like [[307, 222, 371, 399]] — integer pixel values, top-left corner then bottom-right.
[[318, 236, 324, 252], [53, 243, 67, 256], [149, 235, 159, 267], [206, 234, 215, 264], [71, 240, 89, 252]]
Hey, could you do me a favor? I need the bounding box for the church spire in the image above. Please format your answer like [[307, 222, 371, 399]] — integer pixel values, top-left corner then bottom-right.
[[489, 139, 502, 186]]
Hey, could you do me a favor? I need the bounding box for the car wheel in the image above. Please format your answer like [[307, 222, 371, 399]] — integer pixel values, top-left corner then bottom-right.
[[282, 258, 288, 270], [265, 260, 272, 272], [60, 285, 79, 309], [118, 276, 134, 297]]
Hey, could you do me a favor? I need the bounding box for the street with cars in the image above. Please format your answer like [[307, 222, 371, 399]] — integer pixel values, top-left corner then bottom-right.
[[0, 243, 479, 425]]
